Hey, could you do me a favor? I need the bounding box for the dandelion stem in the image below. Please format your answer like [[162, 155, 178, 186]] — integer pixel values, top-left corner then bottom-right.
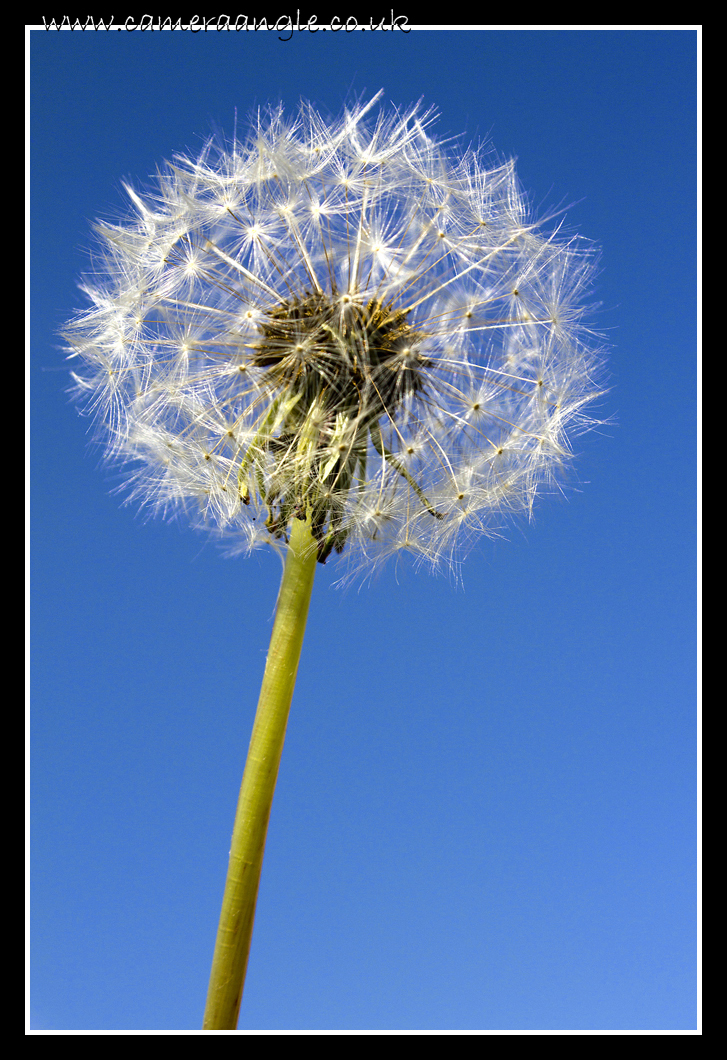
[[203, 515, 317, 1030]]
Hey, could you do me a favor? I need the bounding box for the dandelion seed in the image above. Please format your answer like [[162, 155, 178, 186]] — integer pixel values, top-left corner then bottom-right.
[[61, 93, 606, 1029], [63, 91, 604, 579]]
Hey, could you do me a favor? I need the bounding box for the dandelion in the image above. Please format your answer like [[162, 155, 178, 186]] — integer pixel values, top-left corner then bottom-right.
[[62, 92, 605, 1028]]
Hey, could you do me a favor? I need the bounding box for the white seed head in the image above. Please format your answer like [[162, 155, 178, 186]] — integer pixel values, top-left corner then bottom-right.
[[63, 93, 605, 576]]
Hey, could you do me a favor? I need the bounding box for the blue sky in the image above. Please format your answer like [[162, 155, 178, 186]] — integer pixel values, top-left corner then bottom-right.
[[30, 28, 698, 1032]]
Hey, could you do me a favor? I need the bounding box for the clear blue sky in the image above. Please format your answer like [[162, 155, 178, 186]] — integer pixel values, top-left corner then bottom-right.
[[30, 28, 698, 1032]]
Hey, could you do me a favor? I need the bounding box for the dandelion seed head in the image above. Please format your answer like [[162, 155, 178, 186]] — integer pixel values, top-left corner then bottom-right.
[[62, 93, 605, 577]]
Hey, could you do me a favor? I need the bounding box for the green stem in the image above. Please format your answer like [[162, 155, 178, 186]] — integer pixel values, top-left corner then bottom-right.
[[203, 516, 318, 1030]]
